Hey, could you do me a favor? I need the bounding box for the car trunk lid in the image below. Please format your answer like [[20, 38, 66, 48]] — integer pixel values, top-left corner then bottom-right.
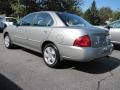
[[83, 26, 110, 48], [69, 26, 111, 48]]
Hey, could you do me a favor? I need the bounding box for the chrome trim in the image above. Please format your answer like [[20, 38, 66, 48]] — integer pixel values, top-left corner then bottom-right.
[[28, 39, 41, 43], [14, 36, 27, 40]]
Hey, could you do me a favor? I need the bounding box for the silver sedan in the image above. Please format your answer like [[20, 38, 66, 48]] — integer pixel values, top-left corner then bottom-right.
[[3, 11, 113, 68], [106, 20, 120, 44]]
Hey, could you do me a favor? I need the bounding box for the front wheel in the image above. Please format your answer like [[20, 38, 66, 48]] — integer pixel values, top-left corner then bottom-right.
[[4, 34, 13, 49], [43, 44, 61, 68]]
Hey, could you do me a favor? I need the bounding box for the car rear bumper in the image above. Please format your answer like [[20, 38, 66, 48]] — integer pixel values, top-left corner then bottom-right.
[[57, 44, 113, 62]]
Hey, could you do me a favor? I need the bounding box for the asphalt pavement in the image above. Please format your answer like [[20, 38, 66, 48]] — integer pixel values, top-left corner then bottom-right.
[[0, 33, 120, 90]]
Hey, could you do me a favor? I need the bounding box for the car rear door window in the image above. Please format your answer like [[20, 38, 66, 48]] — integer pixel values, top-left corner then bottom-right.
[[33, 13, 53, 27]]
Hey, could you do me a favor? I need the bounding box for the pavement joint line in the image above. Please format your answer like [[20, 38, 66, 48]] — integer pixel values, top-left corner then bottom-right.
[[96, 71, 114, 90]]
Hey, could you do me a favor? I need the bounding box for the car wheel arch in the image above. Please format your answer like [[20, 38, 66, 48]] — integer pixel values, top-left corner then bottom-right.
[[41, 41, 57, 53], [4, 32, 14, 49], [42, 41, 62, 68], [4, 32, 9, 38]]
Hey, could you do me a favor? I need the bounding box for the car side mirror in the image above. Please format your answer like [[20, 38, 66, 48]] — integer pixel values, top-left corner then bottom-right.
[[105, 25, 111, 30]]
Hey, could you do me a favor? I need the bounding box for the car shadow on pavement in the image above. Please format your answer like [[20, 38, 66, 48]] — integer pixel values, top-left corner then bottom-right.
[[21, 48, 120, 74], [60, 57, 120, 74], [0, 73, 23, 90], [22, 48, 43, 57]]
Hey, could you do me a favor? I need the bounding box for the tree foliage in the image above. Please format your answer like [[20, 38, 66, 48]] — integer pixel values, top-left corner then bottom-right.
[[37, 0, 83, 15], [0, 0, 13, 16], [22, 0, 38, 13], [84, 0, 100, 25], [0, 0, 83, 18], [1, 0, 119, 25], [112, 11, 120, 21], [83, 0, 118, 25], [11, 4, 26, 19], [99, 7, 113, 25]]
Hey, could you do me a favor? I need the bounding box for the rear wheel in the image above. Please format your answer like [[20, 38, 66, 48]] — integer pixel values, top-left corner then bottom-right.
[[43, 44, 61, 68], [4, 34, 13, 49]]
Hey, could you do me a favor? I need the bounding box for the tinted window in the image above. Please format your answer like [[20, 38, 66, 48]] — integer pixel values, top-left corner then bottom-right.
[[110, 21, 120, 28], [33, 13, 53, 26], [57, 12, 91, 27], [6, 18, 17, 25], [19, 13, 36, 26]]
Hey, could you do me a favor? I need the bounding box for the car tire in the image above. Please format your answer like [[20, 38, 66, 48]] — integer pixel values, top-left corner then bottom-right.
[[43, 44, 61, 68], [4, 34, 13, 49]]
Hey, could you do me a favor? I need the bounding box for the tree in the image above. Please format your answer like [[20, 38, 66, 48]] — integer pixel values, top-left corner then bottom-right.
[[112, 11, 120, 21], [21, 0, 39, 13], [0, 0, 83, 18], [84, 0, 100, 25], [84, 9, 91, 23], [12, 0, 83, 18], [64, 0, 83, 15], [0, 0, 13, 16], [11, 4, 26, 19], [99, 7, 113, 25], [11, 0, 38, 18], [37, 0, 83, 15]]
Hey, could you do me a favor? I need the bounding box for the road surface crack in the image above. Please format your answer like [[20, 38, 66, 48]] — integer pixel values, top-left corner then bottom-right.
[[96, 71, 114, 90]]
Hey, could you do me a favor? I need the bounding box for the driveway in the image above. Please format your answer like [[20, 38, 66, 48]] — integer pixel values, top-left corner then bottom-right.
[[0, 33, 120, 90]]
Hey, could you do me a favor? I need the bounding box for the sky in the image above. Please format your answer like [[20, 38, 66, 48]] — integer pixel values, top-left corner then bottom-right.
[[82, 0, 120, 11]]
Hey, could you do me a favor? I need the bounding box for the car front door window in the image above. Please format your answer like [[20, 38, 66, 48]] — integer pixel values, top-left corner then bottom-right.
[[19, 13, 36, 26]]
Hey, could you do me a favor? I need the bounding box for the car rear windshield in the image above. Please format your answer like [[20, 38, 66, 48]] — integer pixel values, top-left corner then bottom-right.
[[57, 12, 92, 27]]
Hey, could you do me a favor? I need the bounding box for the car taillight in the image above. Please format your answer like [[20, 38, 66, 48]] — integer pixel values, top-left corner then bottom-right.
[[73, 35, 91, 47]]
